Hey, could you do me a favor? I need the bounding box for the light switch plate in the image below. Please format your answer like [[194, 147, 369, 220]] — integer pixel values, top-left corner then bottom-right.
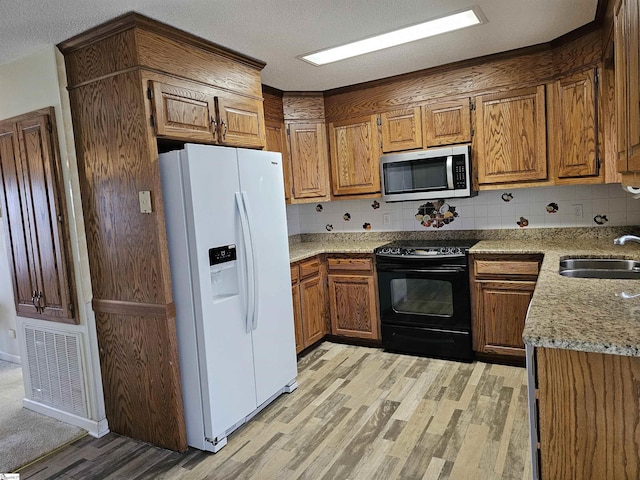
[[139, 191, 152, 214]]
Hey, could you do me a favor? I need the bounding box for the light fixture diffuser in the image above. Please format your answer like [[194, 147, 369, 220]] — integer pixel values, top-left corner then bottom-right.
[[300, 7, 485, 66]]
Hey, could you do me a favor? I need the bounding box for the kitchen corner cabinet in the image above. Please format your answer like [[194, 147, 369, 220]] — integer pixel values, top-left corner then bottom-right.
[[532, 347, 640, 479], [615, 0, 640, 173], [287, 122, 331, 202], [327, 255, 380, 341], [150, 79, 265, 148], [0, 108, 77, 324], [475, 85, 548, 185], [470, 254, 542, 362], [380, 107, 423, 152], [328, 115, 381, 197], [291, 257, 327, 352], [549, 68, 601, 180], [423, 98, 472, 147]]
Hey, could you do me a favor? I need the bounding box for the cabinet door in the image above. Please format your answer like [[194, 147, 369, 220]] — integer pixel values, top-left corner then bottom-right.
[[551, 69, 599, 178], [476, 280, 535, 357], [380, 107, 423, 152], [328, 274, 379, 340], [423, 99, 471, 147], [476, 86, 548, 184], [615, 0, 629, 171], [300, 273, 325, 347], [266, 121, 292, 202], [215, 93, 265, 148], [288, 122, 330, 201], [291, 283, 305, 353], [328, 115, 380, 196], [0, 111, 76, 323], [150, 81, 216, 142]]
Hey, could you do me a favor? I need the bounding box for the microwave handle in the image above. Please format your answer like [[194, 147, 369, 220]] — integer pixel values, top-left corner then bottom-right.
[[446, 155, 454, 189]]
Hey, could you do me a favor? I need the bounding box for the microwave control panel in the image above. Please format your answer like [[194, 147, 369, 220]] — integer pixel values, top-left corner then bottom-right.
[[453, 155, 468, 189]]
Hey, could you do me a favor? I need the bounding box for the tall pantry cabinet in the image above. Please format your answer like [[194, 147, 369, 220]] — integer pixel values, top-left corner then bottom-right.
[[58, 13, 267, 451]]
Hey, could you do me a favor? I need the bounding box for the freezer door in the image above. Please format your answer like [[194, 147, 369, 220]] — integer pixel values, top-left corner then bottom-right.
[[237, 148, 298, 406], [179, 144, 257, 443]]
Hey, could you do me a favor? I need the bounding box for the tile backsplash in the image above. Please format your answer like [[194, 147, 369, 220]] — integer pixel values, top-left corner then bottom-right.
[[286, 184, 640, 235]]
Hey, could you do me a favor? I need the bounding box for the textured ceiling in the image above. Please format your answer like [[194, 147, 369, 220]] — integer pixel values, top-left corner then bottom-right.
[[0, 0, 598, 91]]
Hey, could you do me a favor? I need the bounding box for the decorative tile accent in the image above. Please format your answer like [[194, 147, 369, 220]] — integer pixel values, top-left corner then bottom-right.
[[594, 214, 608, 225], [415, 200, 459, 229], [546, 202, 559, 213], [517, 216, 529, 227], [362, 222, 371, 230], [371, 200, 380, 209], [343, 213, 351, 221], [501, 192, 513, 202], [325, 224, 333, 231], [315, 204, 323, 212]]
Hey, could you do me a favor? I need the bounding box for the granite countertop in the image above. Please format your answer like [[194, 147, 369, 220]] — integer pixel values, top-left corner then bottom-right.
[[290, 228, 640, 357], [471, 238, 640, 357]]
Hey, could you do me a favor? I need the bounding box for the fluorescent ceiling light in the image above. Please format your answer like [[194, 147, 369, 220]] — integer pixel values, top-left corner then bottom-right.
[[300, 7, 485, 66]]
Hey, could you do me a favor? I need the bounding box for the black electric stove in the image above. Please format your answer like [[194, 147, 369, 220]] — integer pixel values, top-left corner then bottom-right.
[[375, 239, 478, 362]]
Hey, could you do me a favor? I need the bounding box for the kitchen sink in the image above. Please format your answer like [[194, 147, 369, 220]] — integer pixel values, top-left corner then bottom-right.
[[559, 258, 640, 279]]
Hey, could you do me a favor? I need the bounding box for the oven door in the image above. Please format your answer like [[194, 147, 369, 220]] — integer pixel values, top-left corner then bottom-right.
[[376, 259, 471, 332]]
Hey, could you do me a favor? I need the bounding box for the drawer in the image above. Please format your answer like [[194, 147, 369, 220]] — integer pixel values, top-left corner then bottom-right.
[[327, 257, 373, 272], [299, 257, 321, 278], [474, 258, 540, 276], [290, 264, 299, 284]]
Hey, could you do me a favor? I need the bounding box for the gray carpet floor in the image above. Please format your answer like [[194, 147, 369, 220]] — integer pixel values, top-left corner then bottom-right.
[[0, 359, 86, 472]]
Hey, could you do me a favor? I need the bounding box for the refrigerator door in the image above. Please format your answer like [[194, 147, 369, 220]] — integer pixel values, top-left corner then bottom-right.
[[237, 148, 298, 406], [178, 144, 257, 443]]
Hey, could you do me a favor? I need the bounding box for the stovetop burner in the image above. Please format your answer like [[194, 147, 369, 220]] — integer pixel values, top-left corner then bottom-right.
[[375, 239, 478, 257]]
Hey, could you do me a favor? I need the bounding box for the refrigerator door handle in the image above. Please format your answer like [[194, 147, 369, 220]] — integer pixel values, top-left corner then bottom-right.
[[241, 191, 259, 331], [235, 192, 255, 333]]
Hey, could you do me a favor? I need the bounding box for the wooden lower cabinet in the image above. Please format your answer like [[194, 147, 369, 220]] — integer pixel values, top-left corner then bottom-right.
[[535, 347, 640, 479], [326, 255, 380, 341], [476, 280, 536, 356], [470, 254, 542, 362], [290, 257, 326, 353]]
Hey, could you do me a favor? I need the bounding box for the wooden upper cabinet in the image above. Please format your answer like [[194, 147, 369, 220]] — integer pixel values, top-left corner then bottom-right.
[[475, 85, 548, 185], [150, 80, 265, 148], [265, 120, 292, 202], [150, 80, 216, 142], [328, 115, 381, 197], [615, 0, 640, 173], [423, 98, 471, 147], [287, 122, 330, 201], [380, 107, 423, 152], [215, 92, 265, 148], [551, 69, 599, 178], [0, 109, 76, 324]]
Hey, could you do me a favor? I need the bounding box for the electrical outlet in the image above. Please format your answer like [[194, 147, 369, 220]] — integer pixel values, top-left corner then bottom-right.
[[8, 328, 16, 339], [383, 213, 391, 225], [573, 204, 583, 217]]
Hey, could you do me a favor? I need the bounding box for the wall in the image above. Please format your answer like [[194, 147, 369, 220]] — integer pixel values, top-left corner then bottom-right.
[[0, 46, 107, 434], [289, 184, 640, 234]]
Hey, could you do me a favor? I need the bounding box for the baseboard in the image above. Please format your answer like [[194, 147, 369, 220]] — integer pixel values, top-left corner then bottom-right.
[[23, 398, 110, 438], [0, 351, 21, 364]]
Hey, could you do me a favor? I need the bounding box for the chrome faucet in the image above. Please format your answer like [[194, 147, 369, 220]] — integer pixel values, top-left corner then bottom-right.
[[614, 235, 640, 245]]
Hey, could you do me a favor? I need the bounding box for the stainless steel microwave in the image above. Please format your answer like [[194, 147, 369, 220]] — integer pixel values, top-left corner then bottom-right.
[[380, 145, 476, 202]]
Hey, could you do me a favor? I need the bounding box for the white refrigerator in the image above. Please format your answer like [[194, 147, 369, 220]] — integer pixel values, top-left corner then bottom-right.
[[159, 144, 298, 453]]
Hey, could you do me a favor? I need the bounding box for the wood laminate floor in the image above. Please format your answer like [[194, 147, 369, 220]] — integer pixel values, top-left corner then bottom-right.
[[18, 342, 531, 480]]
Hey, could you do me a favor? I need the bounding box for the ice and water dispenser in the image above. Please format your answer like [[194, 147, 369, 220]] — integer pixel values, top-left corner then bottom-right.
[[209, 245, 239, 301]]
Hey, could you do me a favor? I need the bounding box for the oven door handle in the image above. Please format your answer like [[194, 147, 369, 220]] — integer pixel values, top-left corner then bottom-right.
[[377, 267, 466, 275]]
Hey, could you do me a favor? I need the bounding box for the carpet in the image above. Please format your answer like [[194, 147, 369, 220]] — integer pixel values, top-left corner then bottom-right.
[[0, 360, 86, 472]]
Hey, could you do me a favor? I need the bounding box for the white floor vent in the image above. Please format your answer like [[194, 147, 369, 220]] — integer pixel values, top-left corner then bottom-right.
[[23, 325, 88, 418]]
